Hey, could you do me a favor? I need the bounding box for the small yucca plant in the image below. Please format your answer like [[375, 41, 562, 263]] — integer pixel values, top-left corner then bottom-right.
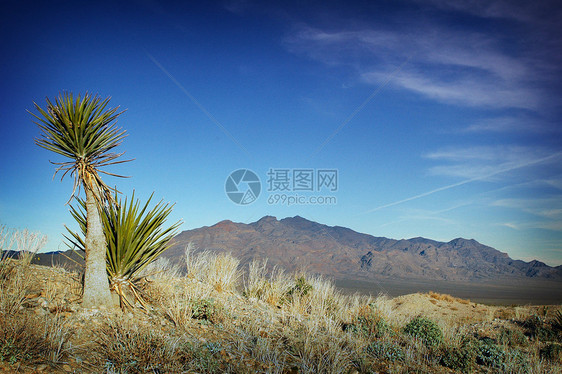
[[65, 193, 181, 309]]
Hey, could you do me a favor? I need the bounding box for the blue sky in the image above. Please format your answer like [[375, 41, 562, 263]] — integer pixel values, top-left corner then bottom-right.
[[1, 0, 561, 265]]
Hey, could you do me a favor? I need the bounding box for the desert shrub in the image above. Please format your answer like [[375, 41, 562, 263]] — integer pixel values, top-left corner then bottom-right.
[[190, 298, 225, 324], [300, 275, 345, 318], [503, 348, 531, 373], [163, 293, 227, 327], [96, 321, 227, 373], [523, 315, 560, 342], [495, 308, 516, 320], [0, 313, 71, 365], [96, 322, 178, 373], [540, 342, 562, 363], [475, 337, 506, 369], [498, 327, 527, 346], [368, 317, 391, 338], [441, 337, 527, 373], [0, 227, 47, 266], [439, 337, 477, 373], [0, 262, 31, 315], [278, 312, 356, 373], [286, 276, 313, 300], [289, 335, 353, 373], [180, 342, 227, 374], [346, 305, 391, 338], [403, 317, 443, 348], [367, 340, 405, 362], [1, 261, 71, 365], [139, 256, 181, 280], [227, 324, 288, 373]]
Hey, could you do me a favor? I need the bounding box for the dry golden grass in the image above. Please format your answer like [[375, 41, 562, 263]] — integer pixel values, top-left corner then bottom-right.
[[0, 226, 47, 266], [185, 245, 240, 292], [0, 259, 73, 370], [429, 291, 471, 304], [244, 258, 293, 306]]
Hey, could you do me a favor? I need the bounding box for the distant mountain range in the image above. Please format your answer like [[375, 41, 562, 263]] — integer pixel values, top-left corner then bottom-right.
[[166, 215, 562, 282], [21, 215, 561, 284]]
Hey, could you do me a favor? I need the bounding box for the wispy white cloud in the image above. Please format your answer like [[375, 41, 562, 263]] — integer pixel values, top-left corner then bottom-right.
[[501, 221, 562, 232], [493, 197, 562, 219], [362, 69, 539, 109], [417, 0, 562, 24], [500, 222, 520, 230], [423, 146, 559, 180], [284, 21, 549, 110], [281, 0, 562, 246], [283, 0, 561, 112], [463, 116, 554, 133], [544, 178, 562, 190], [494, 196, 562, 232], [470, 176, 562, 197], [425, 146, 543, 162]]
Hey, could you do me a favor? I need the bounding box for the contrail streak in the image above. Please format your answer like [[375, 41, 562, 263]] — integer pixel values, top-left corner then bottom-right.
[[308, 56, 411, 161], [365, 151, 562, 213], [146, 52, 251, 157]]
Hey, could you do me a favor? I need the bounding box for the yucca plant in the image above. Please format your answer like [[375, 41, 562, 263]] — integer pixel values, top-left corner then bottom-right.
[[66, 192, 181, 309], [31, 92, 130, 308]]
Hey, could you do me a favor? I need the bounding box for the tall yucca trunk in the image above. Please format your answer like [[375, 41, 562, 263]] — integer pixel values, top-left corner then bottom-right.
[[82, 185, 114, 308]]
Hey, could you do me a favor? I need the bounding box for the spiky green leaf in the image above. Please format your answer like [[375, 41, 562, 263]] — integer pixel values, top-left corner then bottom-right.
[[31, 92, 131, 203]]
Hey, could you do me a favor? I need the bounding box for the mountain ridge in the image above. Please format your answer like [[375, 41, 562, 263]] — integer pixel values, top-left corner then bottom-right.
[[165, 215, 562, 282]]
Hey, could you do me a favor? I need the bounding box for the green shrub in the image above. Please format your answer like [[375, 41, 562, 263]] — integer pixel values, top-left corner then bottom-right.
[[540, 343, 562, 363], [346, 306, 391, 338], [403, 317, 443, 348], [498, 327, 527, 346], [370, 317, 391, 338], [190, 298, 225, 324], [523, 315, 559, 342], [367, 340, 405, 362], [504, 348, 531, 373], [475, 337, 506, 369], [286, 276, 313, 299], [440, 337, 477, 373], [0, 338, 31, 364], [439, 335, 510, 371]]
